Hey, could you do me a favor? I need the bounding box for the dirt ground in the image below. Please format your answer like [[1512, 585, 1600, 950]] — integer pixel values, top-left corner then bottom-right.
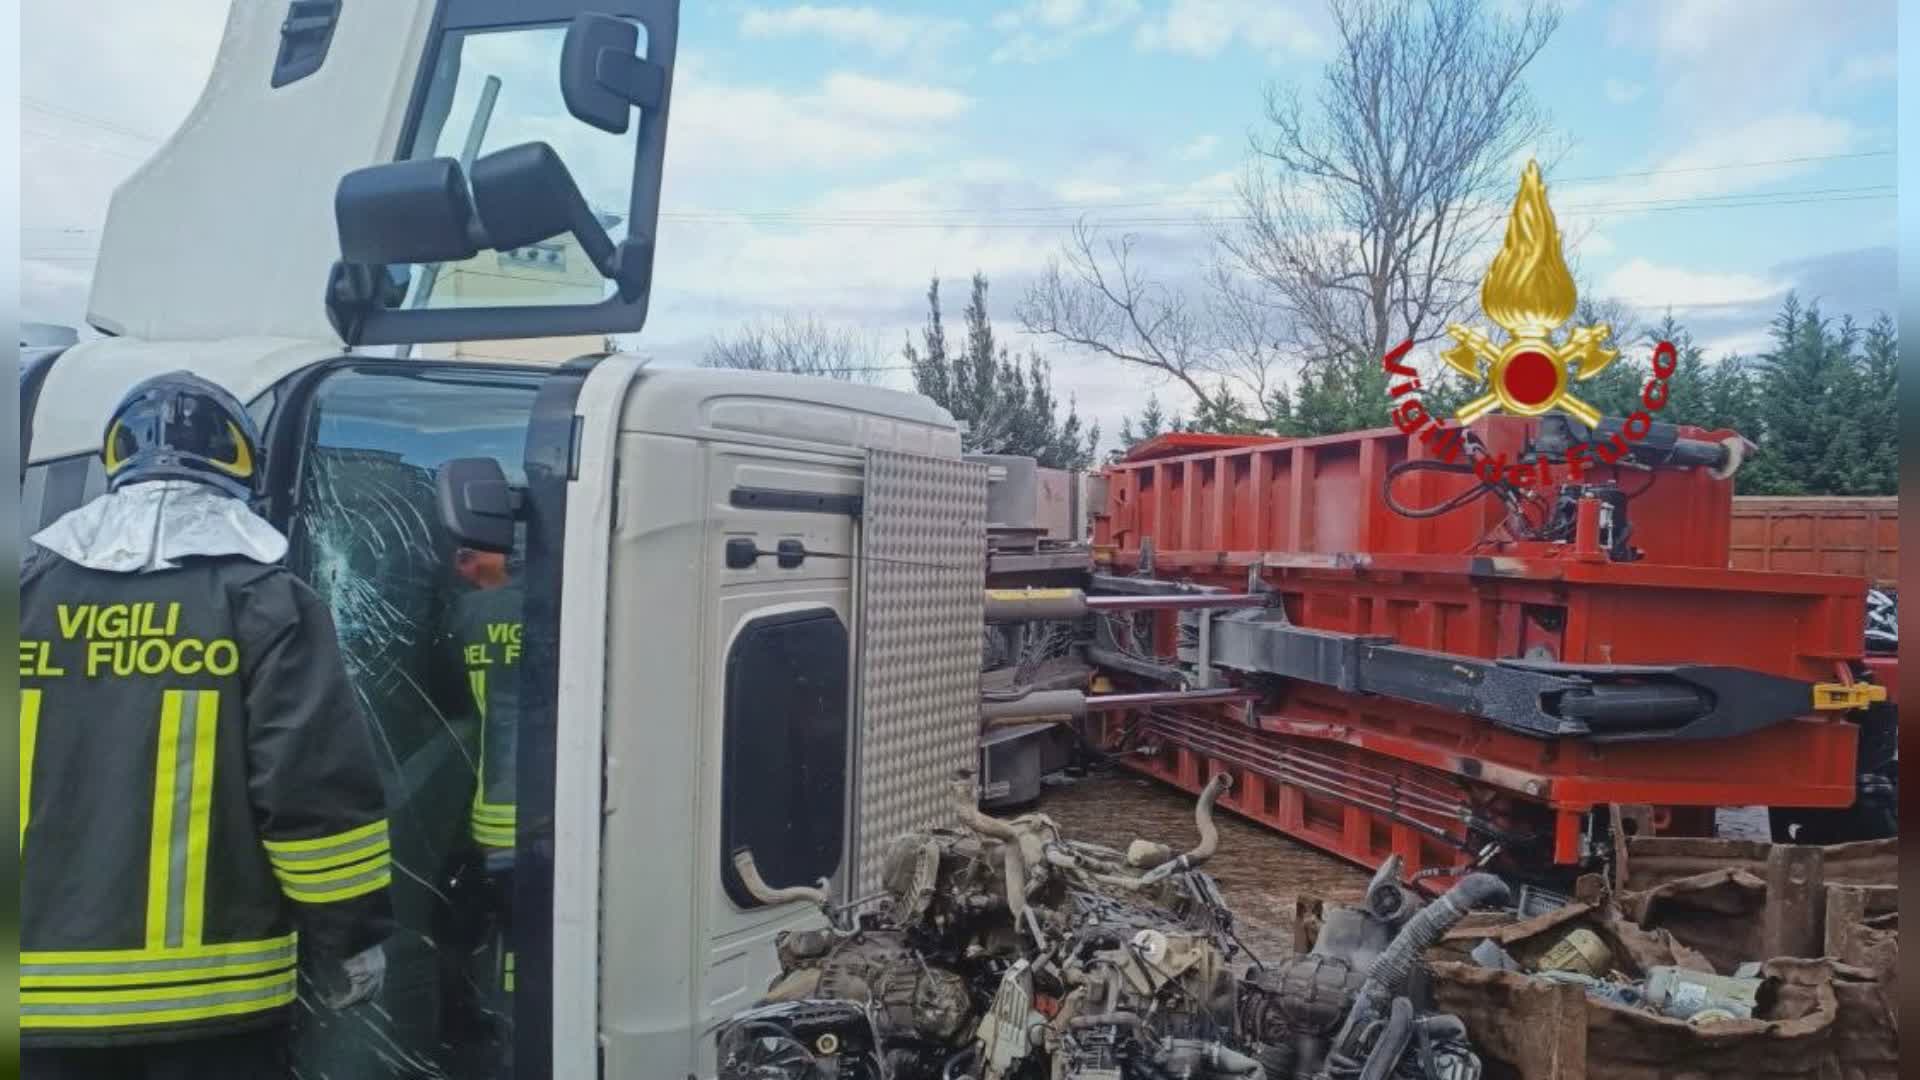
[[1019, 768, 1373, 963]]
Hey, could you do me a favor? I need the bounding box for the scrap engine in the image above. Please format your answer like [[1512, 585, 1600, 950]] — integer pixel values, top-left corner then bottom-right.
[[716, 777, 1512, 1080]]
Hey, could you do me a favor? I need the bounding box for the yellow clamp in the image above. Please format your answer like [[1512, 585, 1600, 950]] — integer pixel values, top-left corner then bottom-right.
[[1811, 682, 1888, 711]]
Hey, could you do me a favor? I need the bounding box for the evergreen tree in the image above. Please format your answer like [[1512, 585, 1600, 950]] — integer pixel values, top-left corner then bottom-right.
[[905, 274, 1099, 470], [1117, 394, 1187, 449], [1858, 315, 1899, 493]]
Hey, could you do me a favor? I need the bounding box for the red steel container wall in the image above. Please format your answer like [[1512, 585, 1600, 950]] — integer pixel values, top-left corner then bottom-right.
[[1099, 417, 1736, 567], [1730, 496, 1897, 586], [1095, 416, 1863, 685]]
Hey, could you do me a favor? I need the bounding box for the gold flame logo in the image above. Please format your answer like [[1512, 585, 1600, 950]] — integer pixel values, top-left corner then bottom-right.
[[1443, 160, 1614, 427]]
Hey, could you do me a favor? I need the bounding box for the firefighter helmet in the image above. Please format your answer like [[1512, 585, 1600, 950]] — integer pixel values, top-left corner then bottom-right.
[[102, 371, 262, 499]]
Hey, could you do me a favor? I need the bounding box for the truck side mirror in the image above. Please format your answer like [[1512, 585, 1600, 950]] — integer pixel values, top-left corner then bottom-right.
[[437, 457, 521, 554], [561, 13, 664, 135], [334, 157, 482, 266], [469, 141, 646, 300]]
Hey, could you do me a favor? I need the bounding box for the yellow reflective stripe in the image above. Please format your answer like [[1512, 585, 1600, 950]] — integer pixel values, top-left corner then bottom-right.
[[470, 669, 488, 719], [268, 839, 391, 875], [146, 692, 183, 950], [22, 970, 296, 1029], [471, 794, 515, 847], [24, 934, 297, 966], [22, 938, 297, 988], [21, 688, 41, 851], [22, 955, 293, 988], [273, 851, 390, 887], [22, 990, 296, 1030], [278, 864, 391, 904], [471, 824, 516, 849], [183, 690, 218, 947], [263, 818, 387, 858], [25, 970, 293, 1004]]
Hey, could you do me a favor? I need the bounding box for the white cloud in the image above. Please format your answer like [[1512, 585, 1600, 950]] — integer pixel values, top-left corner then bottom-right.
[[1546, 109, 1863, 251], [738, 5, 966, 56], [1177, 134, 1221, 161], [1598, 258, 1785, 311], [821, 73, 973, 121], [1838, 52, 1896, 86], [1602, 79, 1643, 105], [663, 59, 975, 187], [20, 0, 230, 328], [991, 0, 1141, 63], [1608, 0, 1893, 125], [1697, 330, 1772, 360], [1134, 0, 1322, 60]]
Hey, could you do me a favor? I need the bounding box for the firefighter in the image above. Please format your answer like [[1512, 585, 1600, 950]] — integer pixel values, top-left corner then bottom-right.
[[19, 371, 394, 1079], [448, 545, 523, 857], [437, 542, 524, 1073]]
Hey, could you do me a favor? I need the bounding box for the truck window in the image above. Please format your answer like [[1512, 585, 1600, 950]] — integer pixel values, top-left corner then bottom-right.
[[397, 21, 644, 312], [721, 609, 851, 906], [282, 362, 543, 1079]]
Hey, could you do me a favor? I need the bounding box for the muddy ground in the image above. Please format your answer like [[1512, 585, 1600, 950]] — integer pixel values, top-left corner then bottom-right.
[[1019, 768, 1373, 963]]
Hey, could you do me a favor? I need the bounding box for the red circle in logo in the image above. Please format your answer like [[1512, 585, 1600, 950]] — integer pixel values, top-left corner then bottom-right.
[[1503, 350, 1558, 406]]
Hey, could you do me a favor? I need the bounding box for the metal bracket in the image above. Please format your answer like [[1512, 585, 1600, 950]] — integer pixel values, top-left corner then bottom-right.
[[1812, 681, 1888, 710], [1138, 536, 1155, 577], [1195, 602, 1215, 689]]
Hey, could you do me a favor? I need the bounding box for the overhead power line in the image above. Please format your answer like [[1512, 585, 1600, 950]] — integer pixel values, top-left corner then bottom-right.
[[649, 186, 1893, 229], [24, 97, 165, 143]]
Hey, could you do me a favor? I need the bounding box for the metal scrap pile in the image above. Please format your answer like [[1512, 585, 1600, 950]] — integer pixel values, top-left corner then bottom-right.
[[715, 775, 1511, 1080]]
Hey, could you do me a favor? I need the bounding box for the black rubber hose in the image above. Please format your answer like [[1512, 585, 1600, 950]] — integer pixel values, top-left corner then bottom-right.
[[1358, 998, 1415, 1080], [942, 1044, 979, 1080], [1323, 873, 1510, 1075], [1361, 872, 1511, 1001]]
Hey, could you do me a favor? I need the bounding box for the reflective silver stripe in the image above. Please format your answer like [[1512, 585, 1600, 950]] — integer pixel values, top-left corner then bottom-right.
[[21, 941, 296, 979], [22, 975, 294, 1017], [278, 860, 390, 901], [265, 824, 388, 867], [163, 690, 201, 949]]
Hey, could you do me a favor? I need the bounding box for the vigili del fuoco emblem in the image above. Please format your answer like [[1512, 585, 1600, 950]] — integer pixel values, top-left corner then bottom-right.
[[1443, 160, 1616, 428]]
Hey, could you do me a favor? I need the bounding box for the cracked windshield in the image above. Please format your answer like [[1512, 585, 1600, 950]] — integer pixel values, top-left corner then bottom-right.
[[287, 364, 539, 1078]]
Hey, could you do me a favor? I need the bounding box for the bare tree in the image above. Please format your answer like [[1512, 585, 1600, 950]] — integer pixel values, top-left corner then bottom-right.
[[702, 312, 881, 382], [1233, 0, 1560, 364], [1017, 223, 1295, 423], [1021, 0, 1561, 424]]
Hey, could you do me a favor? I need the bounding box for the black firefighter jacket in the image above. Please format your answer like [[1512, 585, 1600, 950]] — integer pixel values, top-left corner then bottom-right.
[[19, 549, 395, 1047]]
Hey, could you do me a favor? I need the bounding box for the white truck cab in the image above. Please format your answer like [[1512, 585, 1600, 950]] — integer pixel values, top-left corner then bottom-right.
[[21, 2, 986, 1076]]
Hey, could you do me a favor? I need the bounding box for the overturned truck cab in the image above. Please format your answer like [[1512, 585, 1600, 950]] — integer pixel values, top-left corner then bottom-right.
[[21, 1, 993, 1076]]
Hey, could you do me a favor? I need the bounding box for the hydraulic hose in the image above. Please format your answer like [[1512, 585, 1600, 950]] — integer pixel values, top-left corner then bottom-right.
[[1361, 872, 1510, 1001], [1138, 773, 1232, 885], [942, 1044, 980, 1080], [948, 777, 1043, 942], [1326, 872, 1511, 1066], [1153, 1040, 1268, 1080], [1357, 998, 1414, 1080], [951, 776, 1023, 843], [730, 848, 830, 907]]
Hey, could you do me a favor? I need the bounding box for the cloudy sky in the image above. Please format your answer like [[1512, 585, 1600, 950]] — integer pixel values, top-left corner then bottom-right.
[[21, 0, 1898, 447]]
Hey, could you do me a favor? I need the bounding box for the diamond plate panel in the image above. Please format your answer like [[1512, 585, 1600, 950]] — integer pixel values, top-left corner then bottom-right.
[[850, 450, 987, 895]]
